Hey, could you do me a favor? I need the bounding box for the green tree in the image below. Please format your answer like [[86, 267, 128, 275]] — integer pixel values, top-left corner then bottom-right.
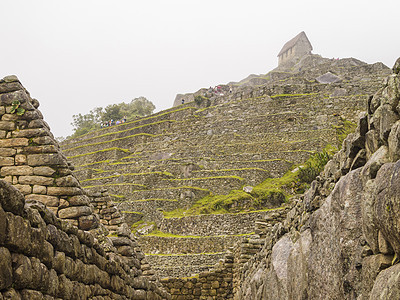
[[69, 97, 155, 138], [126, 97, 156, 119], [70, 107, 102, 137], [101, 104, 122, 123]]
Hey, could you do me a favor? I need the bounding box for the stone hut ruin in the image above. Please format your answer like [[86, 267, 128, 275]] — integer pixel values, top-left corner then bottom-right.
[[277, 31, 313, 66]]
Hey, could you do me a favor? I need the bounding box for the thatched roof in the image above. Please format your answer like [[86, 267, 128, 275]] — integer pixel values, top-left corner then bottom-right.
[[277, 31, 312, 57]]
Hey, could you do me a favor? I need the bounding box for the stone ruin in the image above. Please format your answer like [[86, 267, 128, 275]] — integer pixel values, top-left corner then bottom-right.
[[60, 53, 392, 299], [0, 75, 170, 299], [277, 31, 313, 67], [1, 50, 399, 300]]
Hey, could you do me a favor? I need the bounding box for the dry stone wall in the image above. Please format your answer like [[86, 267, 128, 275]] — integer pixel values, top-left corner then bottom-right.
[[0, 76, 170, 299], [0, 180, 170, 299], [0, 76, 97, 231]]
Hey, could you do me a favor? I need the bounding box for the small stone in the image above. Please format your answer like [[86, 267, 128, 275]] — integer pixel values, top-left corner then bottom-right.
[[33, 166, 56, 176], [393, 57, 400, 74], [14, 154, 26, 165], [32, 185, 47, 195], [13, 184, 32, 195], [3, 75, 19, 83]]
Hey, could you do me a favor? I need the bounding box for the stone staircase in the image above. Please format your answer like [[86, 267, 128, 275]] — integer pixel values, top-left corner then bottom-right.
[[61, 56, 390, 279]]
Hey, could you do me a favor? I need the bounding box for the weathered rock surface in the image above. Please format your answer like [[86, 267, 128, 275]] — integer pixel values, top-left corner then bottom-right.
[[235, 58, 400, 299]]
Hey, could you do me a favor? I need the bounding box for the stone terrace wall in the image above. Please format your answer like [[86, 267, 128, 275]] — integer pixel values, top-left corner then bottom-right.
[[0, 180, 170, 299], [161, 252, 234, 300], [159, 209, 286, 236], [0, 75, 97, 231]]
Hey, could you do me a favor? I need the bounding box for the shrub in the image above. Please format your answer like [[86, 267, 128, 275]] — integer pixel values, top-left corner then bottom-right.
[[298, 149, 333, 183]]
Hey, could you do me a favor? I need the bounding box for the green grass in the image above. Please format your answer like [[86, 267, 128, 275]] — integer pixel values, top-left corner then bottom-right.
[[162, 144, 337, 218], [333, 117, 357, 148]]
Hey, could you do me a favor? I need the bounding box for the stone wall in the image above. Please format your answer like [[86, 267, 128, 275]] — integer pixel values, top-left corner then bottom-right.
[[161, 252, 234, 300], [0, 75, 98, 230], [0, 76, 171, 299], [139, 235, 245, 255], [0, 180, 169, 299], [159, 209, 287, 236]]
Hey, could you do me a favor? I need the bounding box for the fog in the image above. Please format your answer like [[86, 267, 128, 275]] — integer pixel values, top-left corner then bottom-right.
[[1, 0, 399, 137]]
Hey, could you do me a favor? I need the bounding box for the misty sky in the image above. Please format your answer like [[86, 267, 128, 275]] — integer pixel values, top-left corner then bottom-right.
[[1, 0, 399, 138]]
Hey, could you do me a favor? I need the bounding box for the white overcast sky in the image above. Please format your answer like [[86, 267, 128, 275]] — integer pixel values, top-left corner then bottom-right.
[[1, 0, 399, 138]]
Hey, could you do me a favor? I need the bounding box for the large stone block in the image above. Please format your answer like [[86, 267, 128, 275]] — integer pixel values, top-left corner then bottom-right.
[[1, 165, 34, 176], [5, 212, 32, 253], [11, 253, 33, 289], [20, 290, 44, 300], [0, 86, 25, 101], [0, 180, 25, 215], [13, 184, 32, 195], [0, 121, 15, 131], [0, 148, 16, 157], [25, 194, 59, 207], [374, 160, 400, 256], [55, 175, 79, 187], [24, 145, 58, 154], [0, 137, 28, 147], [0, 247, 12, 290], [369, 263, 400, 299], [27, 153, 65, 166], [47, 186, 82, 196], [0, 206, 6, 244], [33, 166, 56, 176], [11, 128, 48, 138], [58, 206, 92, 219], [19, 175, 54, 186], [0, 156, 14, 166]]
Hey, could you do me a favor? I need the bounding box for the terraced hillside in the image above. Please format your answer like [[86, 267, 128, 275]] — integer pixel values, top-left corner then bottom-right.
[[61, 55, 390, 279]]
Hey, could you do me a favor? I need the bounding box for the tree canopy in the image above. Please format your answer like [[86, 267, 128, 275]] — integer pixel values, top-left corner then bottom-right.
[[69, 97, 155, 138]]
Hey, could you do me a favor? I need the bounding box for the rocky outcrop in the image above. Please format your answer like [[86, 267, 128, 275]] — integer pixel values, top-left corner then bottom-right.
[[235, 57, 400, 299]]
